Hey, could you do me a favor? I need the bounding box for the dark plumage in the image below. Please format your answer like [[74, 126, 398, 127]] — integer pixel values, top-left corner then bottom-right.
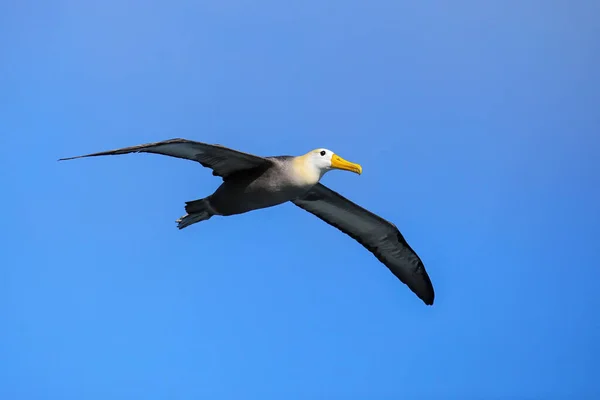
[[60, 138, 435, 305]]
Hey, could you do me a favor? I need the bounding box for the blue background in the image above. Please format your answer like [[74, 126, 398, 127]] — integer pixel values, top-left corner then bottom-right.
[[2, 0, 599, 398]]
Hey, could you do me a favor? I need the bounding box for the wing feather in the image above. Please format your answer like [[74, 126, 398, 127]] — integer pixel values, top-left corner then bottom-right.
[[293, 183, 434, 305], [59, 138, 272, 178]]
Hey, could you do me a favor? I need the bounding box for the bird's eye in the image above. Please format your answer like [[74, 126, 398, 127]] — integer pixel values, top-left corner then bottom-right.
[[320, 150, 326, 156]]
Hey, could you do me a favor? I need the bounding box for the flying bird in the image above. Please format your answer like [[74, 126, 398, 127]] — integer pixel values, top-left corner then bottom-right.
[[60, 138, 434, 305]]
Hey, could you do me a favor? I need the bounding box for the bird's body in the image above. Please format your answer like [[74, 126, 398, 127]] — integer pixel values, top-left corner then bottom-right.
[[60, 138, 435, 305], [208, 156, 312, 216]]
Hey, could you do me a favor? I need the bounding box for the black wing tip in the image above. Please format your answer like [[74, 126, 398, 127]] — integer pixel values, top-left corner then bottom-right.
[[56, 138, 192, 162], [58, 156, 82, 161], [57, 153, 105, 161], [422, 295, 435, 306], [418, 272, 435, 306]]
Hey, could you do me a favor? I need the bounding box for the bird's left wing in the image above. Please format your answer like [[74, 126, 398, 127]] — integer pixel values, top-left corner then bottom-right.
[[292, 183, 435, 305], [59, 138, 273, 179]]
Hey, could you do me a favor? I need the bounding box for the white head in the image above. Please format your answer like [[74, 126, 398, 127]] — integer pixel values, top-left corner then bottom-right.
[[295, 148, 362, 184]]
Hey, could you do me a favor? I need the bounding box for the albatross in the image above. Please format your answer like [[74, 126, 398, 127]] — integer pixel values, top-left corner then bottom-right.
[[59, 138, 434, 305]]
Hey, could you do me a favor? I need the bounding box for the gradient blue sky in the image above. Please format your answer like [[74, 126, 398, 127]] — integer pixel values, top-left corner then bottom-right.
[[2, 0, 599, 398]]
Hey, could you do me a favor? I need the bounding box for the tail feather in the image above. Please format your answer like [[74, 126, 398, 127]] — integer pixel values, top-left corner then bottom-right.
[[176, 198, 215, 229]]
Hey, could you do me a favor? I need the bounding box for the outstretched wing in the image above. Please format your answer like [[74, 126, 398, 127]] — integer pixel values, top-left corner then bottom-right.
[[59, 138, 272, 179], [293, 183, 434, 305]]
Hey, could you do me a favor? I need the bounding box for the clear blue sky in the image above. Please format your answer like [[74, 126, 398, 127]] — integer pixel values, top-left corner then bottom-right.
[[1, 0, 599, 398]]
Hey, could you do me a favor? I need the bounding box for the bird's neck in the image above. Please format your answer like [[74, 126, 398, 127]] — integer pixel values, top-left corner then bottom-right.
[[292, 155, 325, 186]]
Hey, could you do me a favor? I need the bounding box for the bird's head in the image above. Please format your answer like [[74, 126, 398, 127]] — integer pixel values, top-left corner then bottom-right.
[[300, 148, 362, 179], [307, 148, 362, 175]]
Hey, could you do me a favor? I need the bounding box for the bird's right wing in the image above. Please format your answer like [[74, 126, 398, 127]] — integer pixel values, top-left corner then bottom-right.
[[59, 138, 273, 179], [292, 183, 434, 305]]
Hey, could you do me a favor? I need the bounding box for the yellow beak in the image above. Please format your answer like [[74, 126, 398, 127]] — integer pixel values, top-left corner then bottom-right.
[[331, 154, 362, 175]]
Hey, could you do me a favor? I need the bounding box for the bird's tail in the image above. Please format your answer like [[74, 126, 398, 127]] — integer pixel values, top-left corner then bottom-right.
[[176, 197, 216, 229]]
